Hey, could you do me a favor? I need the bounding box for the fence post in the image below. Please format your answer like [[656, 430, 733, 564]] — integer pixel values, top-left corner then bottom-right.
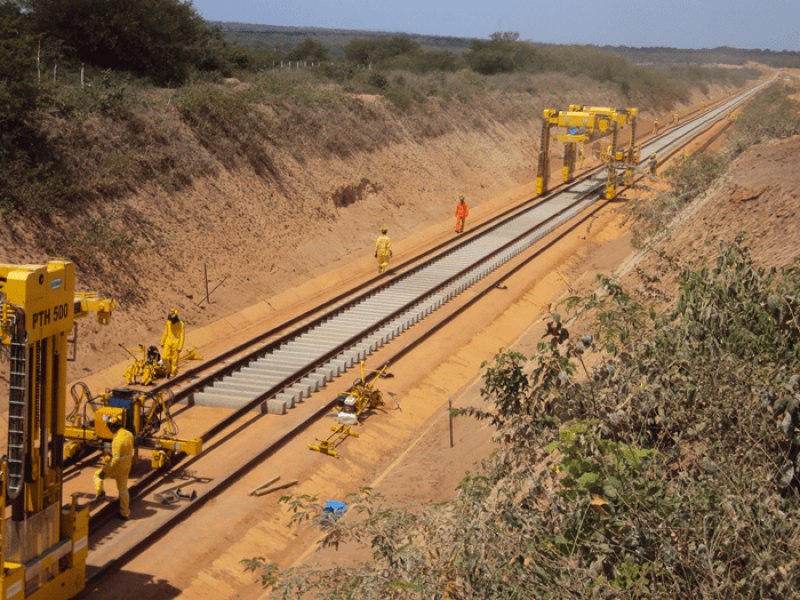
[[53, 60, 57, 82], [36, 38, 41, 85], [80, 63, 85, 88], [448, 395, 454, 448]]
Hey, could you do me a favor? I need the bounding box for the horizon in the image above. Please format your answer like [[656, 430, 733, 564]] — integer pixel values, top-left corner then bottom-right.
[[191, 0, 800, 53], [210, 20, 800, 54]]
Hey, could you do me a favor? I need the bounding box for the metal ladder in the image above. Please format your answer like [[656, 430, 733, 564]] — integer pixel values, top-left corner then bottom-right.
[[6, 333, 27, 499]]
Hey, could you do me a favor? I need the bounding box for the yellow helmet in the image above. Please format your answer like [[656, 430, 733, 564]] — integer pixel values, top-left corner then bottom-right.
[[459, 194, 465, 200], [380, 225, 388, 233], [106, 415, 122, 428]]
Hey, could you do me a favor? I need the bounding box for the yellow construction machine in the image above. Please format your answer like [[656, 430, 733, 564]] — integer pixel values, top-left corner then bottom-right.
[[120, 343, 202, 386], [0, 259, 114, 600], [309, 361, 390, 458], [64, 384, 202, 469], [535, 105, 639, 200]]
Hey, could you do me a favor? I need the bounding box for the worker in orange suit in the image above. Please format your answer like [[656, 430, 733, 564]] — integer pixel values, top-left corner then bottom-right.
[[160, 307, 185, 378], [374, 226, 392, 274], [454, 194, 469, 233], [93, 415, 135, 520]]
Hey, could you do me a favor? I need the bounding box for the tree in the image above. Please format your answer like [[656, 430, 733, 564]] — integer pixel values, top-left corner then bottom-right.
[[465, 39, 517, 74], [343, 36, 420, 66], [0, 1, 39, 163], [287, 37, 329, 63], [490, 31, 520, 42], [24, 0, 230, 84]]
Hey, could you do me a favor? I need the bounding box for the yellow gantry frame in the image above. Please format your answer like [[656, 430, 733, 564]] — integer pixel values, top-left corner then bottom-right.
[[0, 260, 114, 600], [535, 105, 639, 200]]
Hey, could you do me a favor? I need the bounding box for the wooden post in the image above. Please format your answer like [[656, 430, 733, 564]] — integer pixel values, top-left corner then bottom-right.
[[204, 264, 210, 305], [448, 395, 454, 448], [80, 63, 85, 88], [53, 60, 57, 82]]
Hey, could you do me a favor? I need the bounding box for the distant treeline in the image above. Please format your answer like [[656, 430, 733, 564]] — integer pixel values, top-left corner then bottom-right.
[[218, 22, 800, 69], [215, 22, 475, 56], [603, 45, 800, 68]]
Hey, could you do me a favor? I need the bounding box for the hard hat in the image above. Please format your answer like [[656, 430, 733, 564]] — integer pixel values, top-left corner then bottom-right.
[[459, 194, 465, 200], [380, 225, 388, 233], [169, 307, 179, 316], [106, 415, 121, 428]]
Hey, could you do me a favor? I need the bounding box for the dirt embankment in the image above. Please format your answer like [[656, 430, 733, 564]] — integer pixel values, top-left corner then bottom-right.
[[2, 76, 731, 374]]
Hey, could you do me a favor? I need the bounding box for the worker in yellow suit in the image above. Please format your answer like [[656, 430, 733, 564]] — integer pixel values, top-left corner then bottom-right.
[[160, 307, 185, 378], [454, 194, 469, 233], [648, 153, 658, 177], [652, 117, 660, 135], [374, 226, 392, 274], [94, 415, 135, 520]]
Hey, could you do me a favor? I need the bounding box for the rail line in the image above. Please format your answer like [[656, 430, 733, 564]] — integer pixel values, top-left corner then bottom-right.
[[82, 78, 771, 586]]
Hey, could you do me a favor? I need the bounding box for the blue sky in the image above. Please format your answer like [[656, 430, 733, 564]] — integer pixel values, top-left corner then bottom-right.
[[191, 0, 799, 51]]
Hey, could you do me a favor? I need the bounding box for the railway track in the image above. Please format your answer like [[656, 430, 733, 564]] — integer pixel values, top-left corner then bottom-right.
[[81, 78, 772, 588]]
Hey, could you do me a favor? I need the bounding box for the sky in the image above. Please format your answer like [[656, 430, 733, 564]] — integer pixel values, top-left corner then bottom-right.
[[191, 0, 800, 52]]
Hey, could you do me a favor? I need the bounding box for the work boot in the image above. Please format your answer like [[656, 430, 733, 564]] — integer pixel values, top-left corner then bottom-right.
[[118, 514, 130, 521], [93, 491, 106, 502]]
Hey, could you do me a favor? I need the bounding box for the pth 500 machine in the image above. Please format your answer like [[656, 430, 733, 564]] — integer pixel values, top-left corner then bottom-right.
[[0, 260, 114, 600]]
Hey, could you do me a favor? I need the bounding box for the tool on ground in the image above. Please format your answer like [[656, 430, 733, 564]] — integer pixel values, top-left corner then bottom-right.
[[308, 424, 360, 458], [121, 342, 202, 385], [154, 478, 200, 505], [309, 361, 391, 457]]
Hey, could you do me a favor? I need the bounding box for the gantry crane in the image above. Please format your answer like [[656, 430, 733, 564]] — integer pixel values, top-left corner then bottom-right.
[[572, 105, 639, 198], [0, 259, 114, 599], [535, 105, 639, 200]]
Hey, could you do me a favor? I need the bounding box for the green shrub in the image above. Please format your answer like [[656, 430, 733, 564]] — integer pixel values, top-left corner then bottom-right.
[[727, 85, 800, 154], [287, 37, 329, 62], [343, 36, 420, 66], [367, 72, 388, 90], [247, 241, 800, 598]]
